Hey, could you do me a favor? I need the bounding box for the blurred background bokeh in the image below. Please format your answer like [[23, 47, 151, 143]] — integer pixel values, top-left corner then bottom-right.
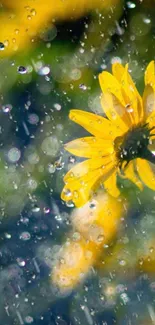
[[1, 0, 155, 324]]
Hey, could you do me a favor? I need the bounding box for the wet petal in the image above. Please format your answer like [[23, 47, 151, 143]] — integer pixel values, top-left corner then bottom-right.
[[143, 84, 155, 118], [113, 62, 143, 121], [145, 61, 155, 85], [136, 158, 155, 190], [123, 161, 143, 191], [65, 137, 114, 158], [101, 92, 130, 132], [69, 109, 122, 138], [99, 71, 125, 106], [121, 64, 142, 124], [103, 171, 120, 197], [64, 155, 116, 183], [112, 62, 125, 82], [146, 109, 155, 130], [61, 161, 115, 207]]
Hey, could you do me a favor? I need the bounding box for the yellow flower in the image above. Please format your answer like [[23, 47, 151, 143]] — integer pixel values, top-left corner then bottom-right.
[[61, 61, 155, 207]]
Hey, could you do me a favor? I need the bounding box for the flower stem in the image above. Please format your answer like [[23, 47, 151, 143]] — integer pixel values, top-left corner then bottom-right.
[[141, 149, 155, 164]]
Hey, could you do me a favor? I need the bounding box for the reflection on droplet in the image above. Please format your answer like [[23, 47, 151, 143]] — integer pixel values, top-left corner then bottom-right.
[[63, 188, 72, 198], [25, 316, 34, 324], [0, 42, 5, 50], [126, 1, 136, 9], [17, 258, 26, 267], [38, 66, 50, 76], [18, 66, 27, 74], [54, 103, 62, 111], [19, 232, 31, 241], [2, 104, 12, 113]]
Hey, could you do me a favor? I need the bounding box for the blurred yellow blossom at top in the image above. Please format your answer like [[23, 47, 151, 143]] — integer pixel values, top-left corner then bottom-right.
[[62, 61, 155, 207], [0, 0, 121, 56]]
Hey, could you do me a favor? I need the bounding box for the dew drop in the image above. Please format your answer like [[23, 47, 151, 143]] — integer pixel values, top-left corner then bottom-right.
[[63, 188, 72, 198], [18, 66, 27, 74], [30, 8, 36, 16]]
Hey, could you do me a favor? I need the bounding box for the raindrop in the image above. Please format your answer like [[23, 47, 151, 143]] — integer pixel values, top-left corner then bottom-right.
[[38, 66, 50, 76], [55, 158, 64, 170], [19, 232, 31, 241], [66, 201, 74, 208], [54, 103, 62, 111], [143, 17, 151, 24], [47, 163, 56, 174], [126, 1, 136, 9], [79, 83, 87, 90], [25, 316, 34, 324], [32, 205, 40, 213], [68, 156, 76, 164], [17, 258, 26, 267], [120, 293, 129, 304], [18, 66, 27, 74], [63, 188, 72, 198], [89, 201, 97, 210], [30, 8, 36, 16], [119, 259, 126, 266], [0, 42, 5, 50], [5, 233, 11, 239], [43, 207, 50, 214], [2, 104, 12, 113]]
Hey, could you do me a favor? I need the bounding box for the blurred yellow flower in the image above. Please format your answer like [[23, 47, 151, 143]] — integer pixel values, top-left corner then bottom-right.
[[52, 193, 124, 291], [62, 61, 155, 207], [0, 0, 120, 56]]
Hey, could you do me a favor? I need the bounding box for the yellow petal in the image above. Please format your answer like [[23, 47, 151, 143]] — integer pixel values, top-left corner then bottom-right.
[[145, 61, 155, 85], [61, 163, 115, 207], [69, 109, 122, 139], [103, 171, 120, 197], [123, 161, 143, 191], [112, 62, 125, 82], [121, 64, 142, 124], [136, 158, 155, 190], [143, 84, 155, 118], [64, 155, 116, 183], [101, 92, 130, 132], [146, 110, 155, 131], [65, 137, 114, 158], [99, 71, 125, 106]]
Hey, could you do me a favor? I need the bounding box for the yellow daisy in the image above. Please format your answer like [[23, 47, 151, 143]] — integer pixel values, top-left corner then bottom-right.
[[61, 61, 155, 207]]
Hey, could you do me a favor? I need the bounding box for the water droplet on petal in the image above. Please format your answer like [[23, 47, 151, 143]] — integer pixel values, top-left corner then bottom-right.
[[0, 42, 5, 50]]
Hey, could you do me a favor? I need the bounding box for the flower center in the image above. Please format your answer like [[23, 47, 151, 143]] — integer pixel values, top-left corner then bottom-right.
[[115, 124, 151, 165]]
